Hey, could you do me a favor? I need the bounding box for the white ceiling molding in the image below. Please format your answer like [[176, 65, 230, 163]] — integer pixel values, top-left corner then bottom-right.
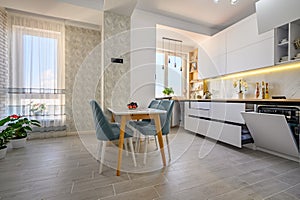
[[58, 0, 104, 10], [0, 0, 102, 25]]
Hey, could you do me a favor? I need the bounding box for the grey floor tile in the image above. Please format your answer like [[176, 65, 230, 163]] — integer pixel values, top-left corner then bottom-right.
[[1, 132, 300, 200], [113, 173, 167, 194], [265, 192, 299, 200], [101, 187, 159, 200], [285, 184, 300, 198], [242, 178, 290, 199]]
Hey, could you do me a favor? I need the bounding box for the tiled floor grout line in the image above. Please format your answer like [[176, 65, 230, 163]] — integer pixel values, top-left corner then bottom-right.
[[70, 182, 75, 194], [112, 184, 116, 196], [262, 182, 300, 200], [152, 185, 161, 198]]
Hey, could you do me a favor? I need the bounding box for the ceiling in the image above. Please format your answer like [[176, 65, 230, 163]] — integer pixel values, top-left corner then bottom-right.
[[0, 0, 259, 32], [136, 0, 259, 31]]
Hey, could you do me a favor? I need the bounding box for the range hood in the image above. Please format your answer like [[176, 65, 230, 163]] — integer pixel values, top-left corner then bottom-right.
[[256, 0, 300, 34]]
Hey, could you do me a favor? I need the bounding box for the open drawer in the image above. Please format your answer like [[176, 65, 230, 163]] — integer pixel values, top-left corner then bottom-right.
[[241, 112, 299, 159]]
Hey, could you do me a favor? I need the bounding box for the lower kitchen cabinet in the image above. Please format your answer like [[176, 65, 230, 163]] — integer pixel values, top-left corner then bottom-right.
[[184, 102, 252, 148]]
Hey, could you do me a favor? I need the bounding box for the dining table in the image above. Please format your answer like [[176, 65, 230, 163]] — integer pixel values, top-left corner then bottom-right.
[[107, 107, 167, 176]]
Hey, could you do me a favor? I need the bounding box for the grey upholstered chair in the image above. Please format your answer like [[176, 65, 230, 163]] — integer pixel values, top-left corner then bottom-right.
[[129, 100, 174, 164], [90, 100, 136, 174]]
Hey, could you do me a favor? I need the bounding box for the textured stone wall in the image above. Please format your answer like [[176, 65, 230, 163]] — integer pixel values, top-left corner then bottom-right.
[[0, 8, 8, 118], [65, 25, 101, 132], [103, 11, 131, 114]]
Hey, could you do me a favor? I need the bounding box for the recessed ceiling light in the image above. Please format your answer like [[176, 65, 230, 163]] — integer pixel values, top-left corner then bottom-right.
[[231, 0, 238, 5], [213, 0, 220, 3]]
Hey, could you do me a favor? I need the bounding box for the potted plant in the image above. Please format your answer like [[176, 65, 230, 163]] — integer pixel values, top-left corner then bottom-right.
[[233, 79, 248, 99], [0, 116, 13, 159], [29, 101, 47, 116], [162, 87, 174, 96], [5, 114, 41, 148]]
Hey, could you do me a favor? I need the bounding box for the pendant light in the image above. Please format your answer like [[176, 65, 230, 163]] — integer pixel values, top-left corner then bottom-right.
[[180, 42, 183, 72], [174, 41, 177, 68]]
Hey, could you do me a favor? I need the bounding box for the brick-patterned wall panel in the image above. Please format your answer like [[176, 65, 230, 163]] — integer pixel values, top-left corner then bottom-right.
[[0, 8, 8, 118], [65, 25, 101, 132]]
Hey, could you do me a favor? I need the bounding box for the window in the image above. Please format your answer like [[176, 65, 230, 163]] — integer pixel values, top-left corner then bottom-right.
[[155, 51, 187, 97], [8, 15, 65, 130]]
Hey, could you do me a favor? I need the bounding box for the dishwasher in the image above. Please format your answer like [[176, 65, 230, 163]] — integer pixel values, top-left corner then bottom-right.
[[241, 105, 300, 160]]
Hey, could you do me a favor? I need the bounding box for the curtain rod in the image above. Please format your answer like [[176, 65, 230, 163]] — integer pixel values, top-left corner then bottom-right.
[[162, 37, 183, 43]]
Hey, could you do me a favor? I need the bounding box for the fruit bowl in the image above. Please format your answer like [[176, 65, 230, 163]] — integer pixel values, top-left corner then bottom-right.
[[127, 102, 138, 110]]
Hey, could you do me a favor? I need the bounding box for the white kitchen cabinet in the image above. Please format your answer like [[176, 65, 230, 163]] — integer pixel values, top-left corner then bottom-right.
[[199, 13, 275, 77], [184, 102, 247, 148], [226, 14, 274, 53], [227, 37, 274, 74], [226, 14, 274, 73], [198, 30, 227, 79]]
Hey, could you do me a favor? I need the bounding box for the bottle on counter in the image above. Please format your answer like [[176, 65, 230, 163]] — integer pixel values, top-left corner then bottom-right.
[[261, 81, 265, 99], [255, 82, 260, 99], [265, 82, 269, 99]]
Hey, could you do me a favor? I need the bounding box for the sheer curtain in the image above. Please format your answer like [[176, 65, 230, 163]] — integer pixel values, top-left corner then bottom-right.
[[8, 14, 65, 131]]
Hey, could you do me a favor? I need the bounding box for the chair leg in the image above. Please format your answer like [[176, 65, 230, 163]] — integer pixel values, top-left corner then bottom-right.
[[154, 135, 158, 150], [96, 140, 101, 161], [134, 130, 140, 152], [166, 135, 171, 161], [124, 139, 129, 156], [143, 136, 148, 165], [128, 138, 137, 167], [99, 141, 106, 174]]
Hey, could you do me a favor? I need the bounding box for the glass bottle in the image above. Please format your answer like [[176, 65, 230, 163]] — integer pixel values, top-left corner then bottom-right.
[[255, 82, 260, 99], [265, 82, 269, 99], [261, 81, 265, 99]]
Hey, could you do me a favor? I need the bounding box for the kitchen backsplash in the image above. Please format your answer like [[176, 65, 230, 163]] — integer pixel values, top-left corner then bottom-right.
[[207, 67, 300, 99]]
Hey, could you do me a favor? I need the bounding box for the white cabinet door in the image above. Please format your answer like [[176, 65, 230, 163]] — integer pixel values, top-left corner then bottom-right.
[[226, 13, 275, 74], [227, 37, 274, 74], [241, 112, 299, 158], [198, 30, 227, 79], [227, 14, 274, 53]]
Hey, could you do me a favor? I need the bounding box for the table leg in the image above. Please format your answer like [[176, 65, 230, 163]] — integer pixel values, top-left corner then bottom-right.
[[116, 115, 127, 176], [153, 114, 166, 166]]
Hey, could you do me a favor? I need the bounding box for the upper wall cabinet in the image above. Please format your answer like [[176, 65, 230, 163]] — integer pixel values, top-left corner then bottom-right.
[[226, 14, 274, 74], [198, 30, 227, 79]]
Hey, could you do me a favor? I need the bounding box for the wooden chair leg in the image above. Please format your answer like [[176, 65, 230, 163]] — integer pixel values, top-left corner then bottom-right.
[[166, 134, 171, 161], [128, 138, 137, 167], [99, 141, 106, 174], [143, 136, 148, 165]]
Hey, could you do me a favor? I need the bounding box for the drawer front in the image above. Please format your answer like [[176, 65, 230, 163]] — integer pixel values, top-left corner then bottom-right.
[[207, 121, 242, 148], [184, 116, 209, 135], [210, 102, 245, 123]]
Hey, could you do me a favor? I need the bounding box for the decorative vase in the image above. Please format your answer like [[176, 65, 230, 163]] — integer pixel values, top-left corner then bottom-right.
[[238, 92, 244, 99], [11, 137, 27, 149], [0, 147, 7, 159]]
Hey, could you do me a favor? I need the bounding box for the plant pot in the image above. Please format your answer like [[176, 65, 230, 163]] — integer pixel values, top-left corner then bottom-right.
[[11, 137, 27, 149], [0, 146, 7, 159], [238, 92, 244, 99]]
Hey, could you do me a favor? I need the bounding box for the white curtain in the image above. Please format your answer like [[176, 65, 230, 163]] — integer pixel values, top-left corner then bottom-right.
[[8, 14, 65, 131]]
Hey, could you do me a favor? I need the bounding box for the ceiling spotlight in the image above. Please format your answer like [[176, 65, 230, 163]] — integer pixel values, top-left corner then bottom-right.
[[231, 0, 238, 5], [213, 0, 220, 3]]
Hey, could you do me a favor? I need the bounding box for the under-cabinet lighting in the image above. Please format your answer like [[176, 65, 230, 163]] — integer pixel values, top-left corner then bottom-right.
[[218, 62, 300, 80]]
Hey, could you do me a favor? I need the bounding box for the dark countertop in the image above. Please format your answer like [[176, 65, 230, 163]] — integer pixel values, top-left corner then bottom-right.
[[156, 97, 300, 105]]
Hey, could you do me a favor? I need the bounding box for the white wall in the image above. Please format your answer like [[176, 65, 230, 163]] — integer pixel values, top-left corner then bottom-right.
[[130, 9, 215, 107]]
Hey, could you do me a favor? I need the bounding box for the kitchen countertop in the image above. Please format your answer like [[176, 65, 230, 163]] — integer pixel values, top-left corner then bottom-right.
[[156, 97, 300, 105]]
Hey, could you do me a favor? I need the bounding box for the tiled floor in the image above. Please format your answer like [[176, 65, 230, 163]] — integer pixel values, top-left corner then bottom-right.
[[0, 128, 299, 200]]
